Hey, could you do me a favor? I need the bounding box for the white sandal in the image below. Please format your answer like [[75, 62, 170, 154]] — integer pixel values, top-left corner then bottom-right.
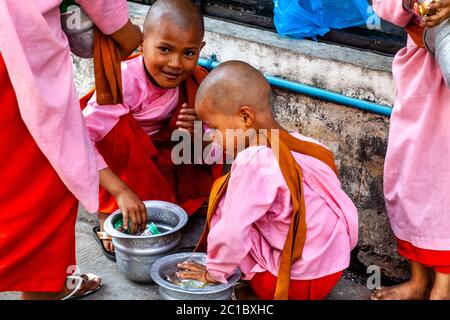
[[61, 273, 103, 300]]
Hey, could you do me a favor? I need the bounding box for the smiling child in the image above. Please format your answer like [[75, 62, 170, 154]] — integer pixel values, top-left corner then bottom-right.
[[81, 0, 220, 257]]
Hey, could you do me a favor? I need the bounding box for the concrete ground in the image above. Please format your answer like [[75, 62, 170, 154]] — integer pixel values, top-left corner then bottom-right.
[[0, 207, 371, 300]]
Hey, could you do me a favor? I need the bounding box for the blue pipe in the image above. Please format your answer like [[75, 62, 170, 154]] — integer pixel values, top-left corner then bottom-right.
[[198, 57, 392, 117]]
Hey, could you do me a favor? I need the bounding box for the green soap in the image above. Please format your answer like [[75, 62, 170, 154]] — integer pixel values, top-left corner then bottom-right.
[[148, 222, 161, 235], [113, 218, 130, 233], [113, 219, 160, 235], [113, 218, 123, 230]]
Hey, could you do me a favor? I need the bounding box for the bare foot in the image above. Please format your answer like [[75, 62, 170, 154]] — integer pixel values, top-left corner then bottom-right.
[[21, 274, 102, 300], [429, 271, 450, 300], [371, 261, 433, 300], [370, 281, 431, 300], [97, 212, 114, 254]]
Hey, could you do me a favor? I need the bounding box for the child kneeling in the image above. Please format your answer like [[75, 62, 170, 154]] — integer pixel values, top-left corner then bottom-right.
[[177, 61, 358, 300], [81, 0, 221, 257]]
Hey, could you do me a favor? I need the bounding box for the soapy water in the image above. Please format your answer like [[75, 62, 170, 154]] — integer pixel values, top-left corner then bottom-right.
[[165, 258, 218, 289], [165, 273, 212, 289]]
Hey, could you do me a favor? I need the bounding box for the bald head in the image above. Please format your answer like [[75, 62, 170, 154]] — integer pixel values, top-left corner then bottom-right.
[[144, 0, 204, 37], [196, 61, 272, 118]]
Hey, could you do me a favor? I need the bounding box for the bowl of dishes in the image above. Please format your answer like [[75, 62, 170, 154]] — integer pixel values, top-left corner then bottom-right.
[[150, 252, 241, 300]]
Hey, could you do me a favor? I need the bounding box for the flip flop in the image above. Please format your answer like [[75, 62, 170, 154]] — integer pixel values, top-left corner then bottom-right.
[[93, 226, 116, 262], [231, 282, 259, 300], [61, 273, 103, 300]]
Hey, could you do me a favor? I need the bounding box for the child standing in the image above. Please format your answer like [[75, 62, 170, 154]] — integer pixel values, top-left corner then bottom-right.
[[0, 0, 142, 299], [372, 0, 450, 300], [82, 0, 221, 256], [177, 61, 358, 300]]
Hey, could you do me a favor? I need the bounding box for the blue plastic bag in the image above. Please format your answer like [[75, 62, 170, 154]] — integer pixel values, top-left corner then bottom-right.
[[274, 0, 371, 39]]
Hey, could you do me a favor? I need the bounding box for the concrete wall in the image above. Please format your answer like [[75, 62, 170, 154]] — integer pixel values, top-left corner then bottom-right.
[[72, 2, 409, 280]]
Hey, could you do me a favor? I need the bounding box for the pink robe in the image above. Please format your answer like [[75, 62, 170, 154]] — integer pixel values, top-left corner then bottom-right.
[[83, 55, 180, 170], [374, 1, 450, 250], [0, 0, 130, 213], [206, 132, 359, 283]]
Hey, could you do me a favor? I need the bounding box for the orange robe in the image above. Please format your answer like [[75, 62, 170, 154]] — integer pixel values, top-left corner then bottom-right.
[[0, 54, 78, 292]]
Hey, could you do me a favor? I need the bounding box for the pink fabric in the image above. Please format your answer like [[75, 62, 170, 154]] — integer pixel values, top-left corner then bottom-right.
[[374, 1, 450, 250], [206, 132, 358, 283], [83, 55, 180, 170], [0, 0, 130, 213]]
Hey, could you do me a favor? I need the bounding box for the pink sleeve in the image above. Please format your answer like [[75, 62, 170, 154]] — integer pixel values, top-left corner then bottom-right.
[[206, 148, 281, 283], [82, 93, 131, 170], [373, 0, 413, 27], [77, 0, 130, 35]]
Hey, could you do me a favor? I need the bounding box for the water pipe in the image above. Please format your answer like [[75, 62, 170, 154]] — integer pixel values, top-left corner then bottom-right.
[[198, 57, 392, 117]]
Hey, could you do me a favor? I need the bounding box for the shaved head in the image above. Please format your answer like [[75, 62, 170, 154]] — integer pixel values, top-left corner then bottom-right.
[[195, 61, 272, 118], [144, 0, 204, 37]]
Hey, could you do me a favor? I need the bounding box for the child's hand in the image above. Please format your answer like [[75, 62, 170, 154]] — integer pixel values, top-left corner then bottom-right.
[[99, 168, 147, 234], [421, 0, 450, 28], [115, 187, 148, 234], [176, 103, 198, 135], [176, 261, 219, 283]]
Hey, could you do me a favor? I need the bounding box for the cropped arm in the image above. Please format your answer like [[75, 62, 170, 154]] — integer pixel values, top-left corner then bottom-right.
[[76, 0, 130, 35], [373, 0, 414, 27]]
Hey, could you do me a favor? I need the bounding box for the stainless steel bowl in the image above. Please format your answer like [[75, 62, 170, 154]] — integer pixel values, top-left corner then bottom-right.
[[150, 252, 241, 300], [424, 19, 450, 87], [61, 5, 94, 58], [104, 200, 188, 283]]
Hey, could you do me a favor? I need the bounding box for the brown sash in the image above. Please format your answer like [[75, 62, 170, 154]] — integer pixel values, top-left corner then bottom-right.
[[405, 23, 426, 48], [93, 27, 123, 105], [195, 130, 337, 300]]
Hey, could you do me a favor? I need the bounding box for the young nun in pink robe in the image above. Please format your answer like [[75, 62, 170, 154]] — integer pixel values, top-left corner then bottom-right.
[[83, 54, 181, 173], [0, 0, 141, 299], [372, 0, 450, 300], [176, 61, 359, 300], [81, 1, 221, 258]]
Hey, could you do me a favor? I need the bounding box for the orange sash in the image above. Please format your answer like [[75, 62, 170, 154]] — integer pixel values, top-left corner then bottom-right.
[[195, 130, 337, 300], [405, 23, 426, 48], [93, 27, 123, 105]]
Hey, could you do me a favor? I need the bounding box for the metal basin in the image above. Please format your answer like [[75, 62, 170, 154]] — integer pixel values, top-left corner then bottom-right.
[[150, 252, 241, 300], [424, 19, 450, 87], [61, 5, 94, 58], [104, 201, 188, 283]]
